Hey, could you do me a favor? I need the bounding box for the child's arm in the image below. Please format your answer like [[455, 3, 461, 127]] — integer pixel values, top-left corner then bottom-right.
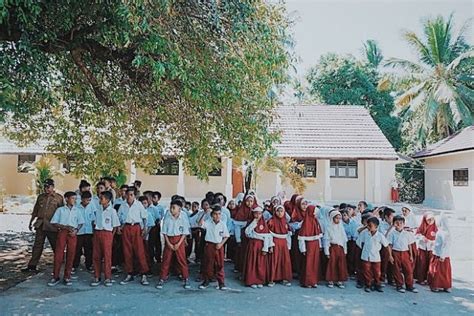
[[409, 243, 413, 262], [216, 237, 229, 250], [387, 245, 394, 264], [175, 234, 186, 250], [164, 234, 175, 251]]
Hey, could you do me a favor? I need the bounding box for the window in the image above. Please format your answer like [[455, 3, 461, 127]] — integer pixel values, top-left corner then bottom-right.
[[330, 160, 358, 178], [208, 158, 222, 177], [295, 160, 317, 178], [17, 154, 36, 173], [60, 157, 76, 174], [453, 169, 468, 186], [156, 158, 179, 175]]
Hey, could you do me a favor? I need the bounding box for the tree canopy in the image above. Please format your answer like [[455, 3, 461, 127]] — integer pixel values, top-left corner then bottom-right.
[[306, 53, 402, 150], [0, 0, 292, 180]]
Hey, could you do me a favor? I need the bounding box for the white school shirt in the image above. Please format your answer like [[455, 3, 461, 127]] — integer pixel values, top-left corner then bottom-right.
[[189, 210, 204, 228], [118, 200, 148, 226], [146, 207, 157, 228], [433, 230, 450, 259], [357, 230, 389, 262], [387, 229, 415, 251], [51, 205, 85, 229], [114, 197, 126, 208], [152, 204, 164, 221], [162, 211, 191, 236], [77, 203, 96, 235], [220, 206, 233, 232], [403, 214, 419, 230], [94, 204, 121, 231], [378, 220, 391, 235], [203, 219, 230, 244]]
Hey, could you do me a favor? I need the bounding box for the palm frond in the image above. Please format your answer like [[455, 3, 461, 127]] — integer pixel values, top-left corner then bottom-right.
[[449, 18, 472, 61], [447, 50, 474, 71], [403, 31, 434, 66], [362, 39, 383, 68], [383, 57, 428, 74], [394, 81, 427, 108]]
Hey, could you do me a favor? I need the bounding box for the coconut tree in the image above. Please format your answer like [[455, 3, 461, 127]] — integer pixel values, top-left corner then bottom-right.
[[362, 39, 383, 68], [384, 14, 473, 145]]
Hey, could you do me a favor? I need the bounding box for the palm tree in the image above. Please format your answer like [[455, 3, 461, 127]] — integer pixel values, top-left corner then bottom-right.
[[362, 39, 383, 68], [384, 14, 473, 145]]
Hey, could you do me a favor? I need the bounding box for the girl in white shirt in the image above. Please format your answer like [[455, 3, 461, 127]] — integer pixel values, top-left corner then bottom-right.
[[324, 211, 348, 288], [428, 215, 452, 292]]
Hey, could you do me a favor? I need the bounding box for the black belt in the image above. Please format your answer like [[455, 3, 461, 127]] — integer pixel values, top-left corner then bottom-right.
[[124, 223, 140, 226]]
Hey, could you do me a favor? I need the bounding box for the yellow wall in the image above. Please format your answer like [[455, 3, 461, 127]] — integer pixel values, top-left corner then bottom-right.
[[0, 155, 36, 195], [424, 151, 474, 213]]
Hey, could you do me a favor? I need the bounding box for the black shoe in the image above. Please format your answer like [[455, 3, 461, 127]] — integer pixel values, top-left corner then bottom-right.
[[356, 282, 363, 289], [21, 266, 37, 272], [364, 287, 371, 293], [376, 285, 384, 292]]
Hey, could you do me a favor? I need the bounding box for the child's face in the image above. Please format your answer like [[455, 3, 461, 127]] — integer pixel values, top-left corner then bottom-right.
[[333, 214, 342, 224], [170, 204, 181, 216], [97, 185, 106, 194], [228, 201, 236, 210], [264, 203, 271, 211], [81, 197, 91, 206], [141, 200, 149, 208], [271, 199, 280, 207], [80, 186, 91, 193], [367, 222, 378, 233], [347, 207, 355, 217], [185, 203, 191, 210], [394, 220, 404, 231], [357, 202, 365, 212], [99, 195, 110, 207], [402, 208, 410, 217], [152, 195, 160, 204], [386, 213, 394, 223], [104, 180, 111, 188], [300, 200, 308, 211], [275, 208, 285, 219], [120, 188, 127, 198], [342, 213, 350, 223], [253, 211, 262, 220], [427, 217, 435, 225], [245, 197, 254, 208], [192, 203, 199, 212], [126, 191, 135, 204], [202, 201, 210, 211], [66, 196, 76, 206], [212, 211, 221, 223]]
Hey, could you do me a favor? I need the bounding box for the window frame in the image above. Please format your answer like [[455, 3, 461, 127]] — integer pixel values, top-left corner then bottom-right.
[[330, 160, 358, 178], [17, 154, 36, 173], [453, 168, 469, 186], [295, 159, 317, 178]]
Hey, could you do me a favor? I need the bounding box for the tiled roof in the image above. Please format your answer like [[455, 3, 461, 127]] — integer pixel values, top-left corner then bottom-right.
[[0, 135, 47, 154], [273, 105, 398, 160], [413, 126, 474, 159]]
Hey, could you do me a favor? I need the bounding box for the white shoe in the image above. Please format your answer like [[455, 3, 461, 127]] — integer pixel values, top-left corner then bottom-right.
[[141, 275, 149, 286], [120, 275, 133, 285], [64, 279, 73, 286], [257, 284, 263, 288], [267, 282, 275, 287], [104, 279, 113, 287], [47, 278, 60, 287], [250, 284, 258, 289], [90, 279, 100, 287]]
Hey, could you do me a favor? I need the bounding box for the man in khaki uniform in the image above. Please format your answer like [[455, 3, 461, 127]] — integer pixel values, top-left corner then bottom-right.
[[21, 179, 64, 272]]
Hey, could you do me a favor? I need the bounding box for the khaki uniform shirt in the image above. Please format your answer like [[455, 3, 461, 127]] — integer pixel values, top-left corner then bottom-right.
[[32, 192, 64, 232]]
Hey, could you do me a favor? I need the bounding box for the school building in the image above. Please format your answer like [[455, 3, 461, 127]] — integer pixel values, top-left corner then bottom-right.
[[413, 126, 474, 215], [0, 105, 401, 204]]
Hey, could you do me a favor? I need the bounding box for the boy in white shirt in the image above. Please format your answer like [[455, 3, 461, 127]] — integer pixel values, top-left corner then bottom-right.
[[73, 191, 95, 272], [91, 191, 120, 287], [198, 205, 230, 290], [47, 192, 85, 286], [118, 187, 149, 286], [357, 217, 393, 293], [156, 199, 191, 290], [387, 215, 418, 293]]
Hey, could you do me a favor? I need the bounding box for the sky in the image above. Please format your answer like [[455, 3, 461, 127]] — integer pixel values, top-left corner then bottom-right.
[[285, 0, 473, 80]]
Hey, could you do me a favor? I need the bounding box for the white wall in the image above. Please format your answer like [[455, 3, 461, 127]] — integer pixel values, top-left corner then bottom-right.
[[424, 151, 474, 215]]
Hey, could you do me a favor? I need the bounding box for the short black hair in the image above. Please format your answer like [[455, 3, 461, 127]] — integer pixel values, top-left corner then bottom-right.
[[361, 214, 371, 224], [201, 199, 209, 207], [358, 201, 368, 208], [143, 190, 153, 197], [120, 184, 129, 190], [152, 191, 162, 199], [383, 207, 396, 218], [79, 180, 91, 189], [367, 216, 380, 227], [211, 204, 222, 215], [126, 187, 137, 194], [192, 201, 200, 207], [340, 209, 349, 216], [81, 191, 92, 199], [96, 181, 106, 188], [138, 196, 148, 203], [100, 191, 113, 202], [64, 191, 76, 199], [170, 199, 183, 208], [339, 203, 347, 209], [393, 215, 405, 223], [134, 180, 142, 187]]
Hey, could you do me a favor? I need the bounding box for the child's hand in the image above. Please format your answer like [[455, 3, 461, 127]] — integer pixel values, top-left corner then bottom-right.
[[409, 256, 413, 262], [262, 251, 268, 256], [302, 252, 306, 256], [440, 257, 445, 262], [389, 256, 394, 264], [269, 247, 273, 254], [141, 229, 146, 237], [326, 255, 330, 259], [117, 227, 122, 235], [216, 243, 223, 250]]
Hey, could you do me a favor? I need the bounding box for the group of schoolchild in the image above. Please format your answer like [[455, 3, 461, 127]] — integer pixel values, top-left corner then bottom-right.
[[46, 182, 452, 294]]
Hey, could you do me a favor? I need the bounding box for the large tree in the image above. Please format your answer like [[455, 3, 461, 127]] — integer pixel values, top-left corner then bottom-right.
[[306, 53, 402, 150], [384, 14, 473, 147], [0, 0, 291, 180]]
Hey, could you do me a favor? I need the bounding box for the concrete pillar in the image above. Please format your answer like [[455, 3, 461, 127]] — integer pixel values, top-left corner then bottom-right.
[[322, 159, 332, 202], [275, 170, 282, 196], [224, 157, 233, 199], [373, 160, 382, 203], [177, 159, 185, 196], [129, 160, 137, 183]]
